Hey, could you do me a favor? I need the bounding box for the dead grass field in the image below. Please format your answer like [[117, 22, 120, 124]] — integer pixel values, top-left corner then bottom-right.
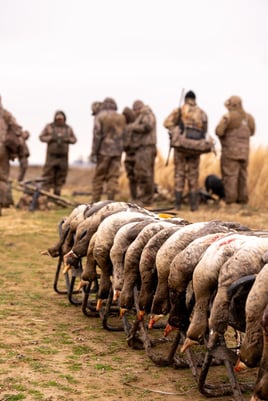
[[1, 155, 268, 401]]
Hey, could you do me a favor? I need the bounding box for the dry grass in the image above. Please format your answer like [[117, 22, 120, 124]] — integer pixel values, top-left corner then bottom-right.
[[8, 146, 268, 229], [155, 146, 268, 212], [10, 145, 268, 211]]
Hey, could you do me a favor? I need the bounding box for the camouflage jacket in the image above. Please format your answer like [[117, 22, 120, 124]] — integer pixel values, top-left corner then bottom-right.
[[127, 105, 157, 149], [92, 109, 126, 157], [216, 105, 255, 161], [0, 109, 23, 160], [39, 123, 77, 156]]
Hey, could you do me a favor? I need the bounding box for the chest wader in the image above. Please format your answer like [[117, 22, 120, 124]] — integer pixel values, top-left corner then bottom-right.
[[175, 191, 183, 210], [189, 192, 198, 211]]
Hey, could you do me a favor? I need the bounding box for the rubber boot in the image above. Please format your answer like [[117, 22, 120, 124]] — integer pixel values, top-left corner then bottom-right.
[[175, 191, 183, 210], [54, 188, 61, 196], [129, 182, 137, 201], [189, 192, 199, 211], [107, 192, 115, 200]]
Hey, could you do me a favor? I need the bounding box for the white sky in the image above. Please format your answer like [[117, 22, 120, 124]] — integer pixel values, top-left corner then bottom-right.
[[1, 0, 267, 165]]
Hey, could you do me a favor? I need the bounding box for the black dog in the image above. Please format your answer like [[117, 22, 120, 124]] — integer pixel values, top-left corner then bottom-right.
[[205, 174, 225, 200]]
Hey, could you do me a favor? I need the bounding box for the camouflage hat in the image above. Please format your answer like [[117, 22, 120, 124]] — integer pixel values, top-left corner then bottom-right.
[[103, 97, 117, 111], [54, 110, 66, 121], [91, 101, 102, 116], [122, 107, 135, 124], [22, 130, 30, 140], [132, 100, 144, 111], [224, 96, 242, 109]]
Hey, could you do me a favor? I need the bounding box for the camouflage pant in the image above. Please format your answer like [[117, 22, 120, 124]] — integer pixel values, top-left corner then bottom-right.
[[92, 154, 121, 202], [174, 149, 200, 192], [221, 155, 248, 203], [0, 143, 13, 207], [124, 151, 137, 200], [41, 154, 68, 195], [135, 145, 156, 205]]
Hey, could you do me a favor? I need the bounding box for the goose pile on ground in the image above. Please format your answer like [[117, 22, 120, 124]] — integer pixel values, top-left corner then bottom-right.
[[42, 200, 268, 401]]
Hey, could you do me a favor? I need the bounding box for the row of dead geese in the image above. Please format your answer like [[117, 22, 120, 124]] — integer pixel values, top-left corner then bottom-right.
[[42, 200, 268, 401]]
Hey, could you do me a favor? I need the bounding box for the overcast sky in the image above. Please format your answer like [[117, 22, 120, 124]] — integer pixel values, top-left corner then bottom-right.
[[1, 0, 267, 165]]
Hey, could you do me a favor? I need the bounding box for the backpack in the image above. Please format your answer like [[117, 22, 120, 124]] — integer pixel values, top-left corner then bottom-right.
[[169, 126, 214, 155]]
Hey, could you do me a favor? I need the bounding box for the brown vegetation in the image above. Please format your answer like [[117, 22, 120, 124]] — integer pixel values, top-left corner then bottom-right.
[[10, 145, 268, 212]]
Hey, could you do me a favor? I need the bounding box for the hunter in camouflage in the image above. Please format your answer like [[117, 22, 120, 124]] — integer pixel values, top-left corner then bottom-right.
[[122, 106, 137, 201], [0, 96, 23, 214], [164, 90, 208, 211], [39, 110, 77, 196], [90, 97, 126, 202], [17, 130, 30, 182], [126, 100, 157, 206], [216, 95, 255, 205]]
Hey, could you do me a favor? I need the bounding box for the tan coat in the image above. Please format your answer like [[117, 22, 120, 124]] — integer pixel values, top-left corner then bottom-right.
[[90, 99, 126, 201], [127, 104, 157, 205], [127, 105, 157, 148], [92, 110, 126, 157], [215, 96, 255, 161], [215, 96, 255, 204]]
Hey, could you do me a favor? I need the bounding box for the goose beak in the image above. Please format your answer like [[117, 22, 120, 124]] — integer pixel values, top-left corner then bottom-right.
[[180, 337, 199, 353], [113, 289, 120, 302], [76, 280, 88, 291], [62, 264, 71, 274], [148, 314, 163, 329], [40, 250, 50, 256], [164, 323, 177, 337], [137, 310, 145, 321], [250, 395, 262, 401], [96, 299, 103, 311], [120, 308, 128, 318], [234, 358, 247, 372]]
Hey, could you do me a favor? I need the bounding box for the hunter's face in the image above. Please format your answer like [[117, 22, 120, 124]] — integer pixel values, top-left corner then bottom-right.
[[55, 117, 65, 126]]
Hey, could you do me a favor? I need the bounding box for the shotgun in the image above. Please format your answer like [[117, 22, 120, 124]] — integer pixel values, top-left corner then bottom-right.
[[165, 88, 185, 166]]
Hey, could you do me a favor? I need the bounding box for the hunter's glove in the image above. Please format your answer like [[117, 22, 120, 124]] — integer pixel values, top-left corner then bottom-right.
[[89, 153, 97, 164]]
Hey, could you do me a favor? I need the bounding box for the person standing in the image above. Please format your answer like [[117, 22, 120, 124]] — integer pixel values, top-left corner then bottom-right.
[[215, 95, 255, 206], [0, 96, 22, 215], [89, 97, 126, 202], [91, 101, 102, 119], [17, 130, 30, 182], [122, 106, 137, 201], [39, 110, 77, 196], [126, 100, 157, 207], [163, 90, 208, 211]]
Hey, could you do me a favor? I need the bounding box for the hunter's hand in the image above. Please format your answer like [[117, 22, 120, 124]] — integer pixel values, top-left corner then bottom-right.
[[89, 153, 97, 164]]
